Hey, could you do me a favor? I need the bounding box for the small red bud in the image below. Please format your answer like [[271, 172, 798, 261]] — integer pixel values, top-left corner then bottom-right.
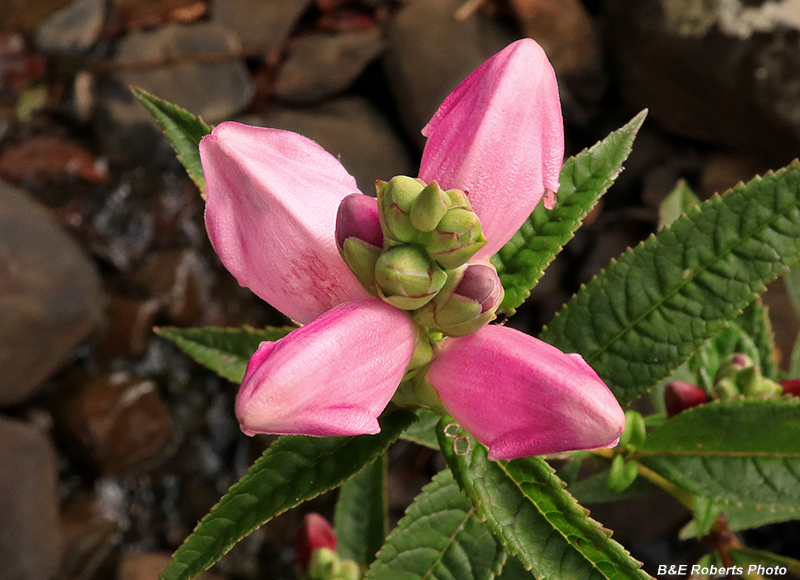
[[665, 381, 709, 417], [295, 513, 337, 572], [780, 379, 800, 397]]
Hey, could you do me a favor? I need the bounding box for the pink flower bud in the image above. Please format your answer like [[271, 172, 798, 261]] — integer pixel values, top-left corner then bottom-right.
[[426, 326, 624, 460], [664, 381, 709, 417], [780, 379, 800, 397], [236, 299, 416, 437], [295, 513, 337, 573], [335, 193, 383, 251]]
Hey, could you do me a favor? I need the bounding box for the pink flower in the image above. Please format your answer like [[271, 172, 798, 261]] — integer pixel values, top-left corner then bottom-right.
[[426, 326, 625, 460], [199, 39, 624, 458], [295, 513, 337, 573]]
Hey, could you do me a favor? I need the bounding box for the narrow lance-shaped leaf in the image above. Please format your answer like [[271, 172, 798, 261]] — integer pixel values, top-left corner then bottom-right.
[[734, 299, 779, 380], [159, 410, 417, 580], [156, 326, 294, 383], [400, 409, 441, 450], [365, 468, 505, 580], [635, 398, 800, 508], [437, 417, 652, 580], [133, 87, 212, 193], [335, 454, 388, 569], [491, 110, 647, 316], [541, 161, 800, 405]]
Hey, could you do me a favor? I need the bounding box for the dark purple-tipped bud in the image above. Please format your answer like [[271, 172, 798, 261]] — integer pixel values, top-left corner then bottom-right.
[[664, 380, 709, 418], [454, 262, 504, 314], [335, 193, 383, 251]]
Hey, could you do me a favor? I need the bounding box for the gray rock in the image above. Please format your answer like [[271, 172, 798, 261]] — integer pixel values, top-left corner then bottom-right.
[[211, 0, 311, 54], [35, 0, 106, 53], [97, 22, 253, 165], [606, 0, 800, 155], [0, 417, 61, 580], [383, 0, 514, 148], [0, 181, 103, 407], [275, 28, 384, 104], [244, 96, 415, 194]]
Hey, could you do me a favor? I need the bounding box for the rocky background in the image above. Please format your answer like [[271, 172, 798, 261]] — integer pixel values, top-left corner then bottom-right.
[[2, 0, 800, 578]]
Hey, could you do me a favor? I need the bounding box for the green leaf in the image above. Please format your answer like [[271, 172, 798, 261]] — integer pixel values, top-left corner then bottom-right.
[[400, 409, 441, 449], [437, 418, 652, 580], [659, 179, 700, 229], [156, 326, 293, 383], [680, 498, 800, 538], [727, 547, 800, 576], [783, 266, 800, 377], [736, 299, 779, 380], [491, 110, 647, 316], [566, 470, 657, 505], [160, 410, 417, 580], [541, 160, 800, 405], [335, 454, 387, 569], [495, 556, 533, 580], [133, 87, 212, 193], [636, 398, 800, 508], [365, 469, 504, 580]]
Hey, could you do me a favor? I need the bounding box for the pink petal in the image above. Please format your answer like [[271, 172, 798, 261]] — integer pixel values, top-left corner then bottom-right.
[[426, 325, 624, 460], [200, 122, 371, 324], [419, 39, 564, 258], [236, 299, 416, 437]]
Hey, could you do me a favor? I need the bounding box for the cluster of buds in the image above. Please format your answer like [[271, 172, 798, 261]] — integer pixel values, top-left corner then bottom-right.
[[295, 514, 360, 580], [335, 176, 503, 338]]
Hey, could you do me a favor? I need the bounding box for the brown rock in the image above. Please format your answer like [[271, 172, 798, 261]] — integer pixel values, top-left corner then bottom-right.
[[275, 28, 384, 103], [0, 135, 109, 184], [0, 180, 103, 406], [96, 296, 160, 358], [212, 0, 310, 54], [59, 372, 175, 476], [60, 492, 124, 580], [0, 417, 61, 580]]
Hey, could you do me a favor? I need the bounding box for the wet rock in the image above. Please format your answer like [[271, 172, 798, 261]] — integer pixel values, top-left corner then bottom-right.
[[275, 28, 384, 103], [96, 296, 160, 359], [0, 181, 103, 407], [212, 0, 311, 54], [0, 134, 109, 184], [247, 96, 415, 193], [699, 152, 766, 197], [112, 0, 207, 32], [59, 372, 175, 476], [0, 417, 61, 580], [120, 550, 224, 580], [34, 0, 106, 54], [383, 0, 514, 148], [1, 0, 73, 33], [96, 22, 253, 165], [60, 489, 125, 580], [129, 248, 212, 326], [605, 0, 800, 156]]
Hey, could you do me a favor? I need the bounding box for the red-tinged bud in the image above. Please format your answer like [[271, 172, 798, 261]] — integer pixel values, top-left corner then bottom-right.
[[780, 379, 800, 397], [664, 381, 709, 417], [335, 193, 383, 251], [296, 513, 337, 573]]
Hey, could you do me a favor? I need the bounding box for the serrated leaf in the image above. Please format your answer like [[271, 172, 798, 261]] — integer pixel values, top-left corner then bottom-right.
[[366, 469, 504, 580], [736, 299, 779, 380], [335, 454, 387, 569], [495, 556, 533, 580], [659, 179, 700, 229], [133, 87, 212, 193], [680, 498, 800, 538], [156, 326, 294, 383], [437, 418, 652, 580], [783, 266, 800, 377], [491, 110, 647, 316], [400, 409, 441, 449], [160, 410, 416, 580], [541, 161, 800, 405], [636, 398, 800, 508]]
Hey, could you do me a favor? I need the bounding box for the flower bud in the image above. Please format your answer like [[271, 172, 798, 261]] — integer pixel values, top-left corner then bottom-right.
[[374, 245, 446, 310], [780, 379, 800, 397], [409, 182, 450, 232], [712, 353, 782, 399], [296, 513, 337, 573], [427, 207, 486, 269], [664, 380, 709, 417], [412, 261, 503, 336], [376, 176, 426, 242], [336, 194, 383, 294]]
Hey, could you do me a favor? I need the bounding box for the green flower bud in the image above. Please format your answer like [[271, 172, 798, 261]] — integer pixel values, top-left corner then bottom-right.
[[336, 560, 361, 580], [309, 548, 339, 579], [412, 262, 503, 336], [410, 182, 449, 232], [376, 176, 426, 242], [427, 208, 486, 269], [606, 455, 639, 493], [375, 245, 446, 310]]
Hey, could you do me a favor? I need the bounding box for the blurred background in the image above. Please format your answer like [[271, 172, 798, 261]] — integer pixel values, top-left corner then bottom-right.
[[2, 0, 800, 578]]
